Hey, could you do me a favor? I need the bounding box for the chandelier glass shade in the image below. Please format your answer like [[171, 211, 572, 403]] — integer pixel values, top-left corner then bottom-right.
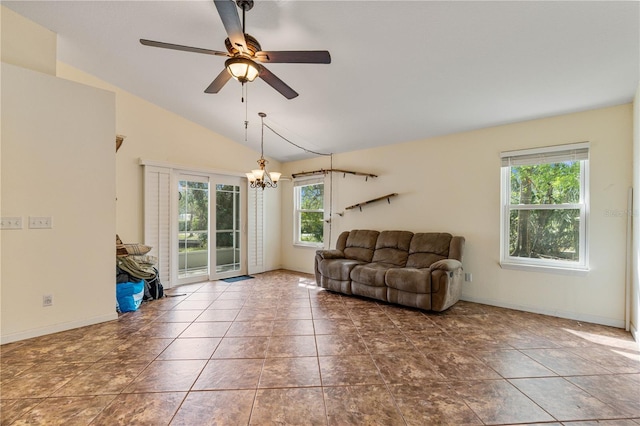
[[225, 57, 260, 83], [247, 112, 280, 189]]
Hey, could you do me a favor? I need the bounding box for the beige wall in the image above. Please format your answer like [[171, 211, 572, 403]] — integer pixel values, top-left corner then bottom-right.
[[1, 6, 117, 343], [1, 63, 117, 343], [282, 104, 633, 328], [56, 63, 281, 271], [0, 6, 56, 75]]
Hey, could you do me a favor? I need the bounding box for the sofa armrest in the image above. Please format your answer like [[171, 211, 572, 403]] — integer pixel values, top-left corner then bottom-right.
[[316, 249, 345, 260], [430, 259, 462, 272]]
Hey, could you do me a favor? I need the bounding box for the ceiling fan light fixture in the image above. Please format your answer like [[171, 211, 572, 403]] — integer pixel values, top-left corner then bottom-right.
[[225, 57, 260, 83]]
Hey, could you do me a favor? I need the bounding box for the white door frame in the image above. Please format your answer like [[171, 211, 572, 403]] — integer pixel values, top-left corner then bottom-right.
[[142, 160, 253, 288]]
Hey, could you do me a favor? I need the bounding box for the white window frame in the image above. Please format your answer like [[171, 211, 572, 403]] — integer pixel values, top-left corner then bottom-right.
[[293, 176, 326, 248], [500, 142, 590, 274]]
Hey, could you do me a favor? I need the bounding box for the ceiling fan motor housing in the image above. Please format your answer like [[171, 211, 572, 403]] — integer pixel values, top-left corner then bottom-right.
[[236, 0, 254, 12], [225, 34, 262, 56]]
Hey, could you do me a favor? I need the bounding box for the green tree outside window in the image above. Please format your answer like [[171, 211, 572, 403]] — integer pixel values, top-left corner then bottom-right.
[[509, 161, 581, 261], [297, 183, 324, 244]]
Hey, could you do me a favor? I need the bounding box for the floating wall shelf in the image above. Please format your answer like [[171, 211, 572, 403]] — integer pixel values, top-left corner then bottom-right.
[[345, 193, 398, 212]]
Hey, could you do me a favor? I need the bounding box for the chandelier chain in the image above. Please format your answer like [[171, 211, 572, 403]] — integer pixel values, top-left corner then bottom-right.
[[263, 123, 331, 157]]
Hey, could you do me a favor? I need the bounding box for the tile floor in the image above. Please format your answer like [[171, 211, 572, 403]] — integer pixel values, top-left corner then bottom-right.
[[1, 269, 639, 425]]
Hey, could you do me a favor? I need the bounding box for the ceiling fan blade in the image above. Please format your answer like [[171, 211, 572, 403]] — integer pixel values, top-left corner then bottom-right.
[[213, 0, 248, 54], [140, 39, 228, 56], [255, 50, 331, 64], [258, 65, 298, 99], [204, 69, 232, 93]]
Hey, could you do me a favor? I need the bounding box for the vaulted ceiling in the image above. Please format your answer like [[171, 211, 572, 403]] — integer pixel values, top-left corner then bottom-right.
[[5, 1, 639, 161]]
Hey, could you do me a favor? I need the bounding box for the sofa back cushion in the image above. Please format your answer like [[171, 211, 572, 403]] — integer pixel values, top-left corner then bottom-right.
[[343, 230, 380, 262], [406, 233, 453, 268], [371, 230, 413, 267], [335, 231, 350, 252]]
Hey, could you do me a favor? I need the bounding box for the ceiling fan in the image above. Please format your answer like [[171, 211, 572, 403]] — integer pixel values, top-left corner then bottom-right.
[[140, 0, 331, 99]]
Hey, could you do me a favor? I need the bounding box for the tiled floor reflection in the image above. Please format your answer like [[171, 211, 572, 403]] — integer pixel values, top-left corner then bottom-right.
[[1, 270, 639, 425]]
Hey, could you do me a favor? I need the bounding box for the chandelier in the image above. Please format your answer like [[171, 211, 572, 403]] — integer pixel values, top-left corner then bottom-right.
[[246, 112, 281, 189]]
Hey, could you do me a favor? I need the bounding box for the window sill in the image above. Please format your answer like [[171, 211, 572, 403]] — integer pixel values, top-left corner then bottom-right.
[[500, 261, 589, 276], [293, 242, 324, 249]]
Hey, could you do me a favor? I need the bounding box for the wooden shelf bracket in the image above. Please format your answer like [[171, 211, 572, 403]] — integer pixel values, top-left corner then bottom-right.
[[345, 193, 398, 212]]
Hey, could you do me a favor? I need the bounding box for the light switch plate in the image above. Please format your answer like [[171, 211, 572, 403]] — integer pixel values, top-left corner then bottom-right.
[[1, 217, 23, 229], [29, 216, 53, 229]]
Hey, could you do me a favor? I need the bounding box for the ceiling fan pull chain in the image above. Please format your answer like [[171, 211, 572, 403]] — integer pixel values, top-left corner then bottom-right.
[[243, 84, 249, 143]]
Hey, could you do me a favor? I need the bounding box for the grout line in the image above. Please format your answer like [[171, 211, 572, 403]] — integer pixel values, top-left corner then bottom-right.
[[3, 271, 639, 425]]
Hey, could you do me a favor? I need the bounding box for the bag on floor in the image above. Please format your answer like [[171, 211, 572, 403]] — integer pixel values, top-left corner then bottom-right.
[[116, 280, 145, 312], [144, 268, 164, 300], [116, 256, 156, 281]]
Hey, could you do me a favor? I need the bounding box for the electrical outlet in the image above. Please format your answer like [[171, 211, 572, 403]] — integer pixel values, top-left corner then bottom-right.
[[29, 216, 53, 229], [43, 294, 53, 307], [464, 272, 473, 282], [1, 217, 23, 230]]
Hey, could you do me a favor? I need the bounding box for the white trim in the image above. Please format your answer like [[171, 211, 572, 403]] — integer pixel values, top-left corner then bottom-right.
[[294, 242, 324, 249], [626, 186, 633, 332], [139, 158, 246, 178], [631, 322, 639, 346], [460, 295, 624, 329], [500, 145, 589, 272], [293, 175, 325, 186], [0, 312, 118, 345], [293, 179, 326, 246], [500, 141, 590, 161], [500, 261, 588, 275]]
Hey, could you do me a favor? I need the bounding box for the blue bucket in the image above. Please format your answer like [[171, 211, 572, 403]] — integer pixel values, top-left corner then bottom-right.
[[116, 280, 145, 312]]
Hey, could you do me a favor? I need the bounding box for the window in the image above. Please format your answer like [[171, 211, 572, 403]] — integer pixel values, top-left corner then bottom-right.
[[500, 142, 589, 272], [294, 177, 325, 247]]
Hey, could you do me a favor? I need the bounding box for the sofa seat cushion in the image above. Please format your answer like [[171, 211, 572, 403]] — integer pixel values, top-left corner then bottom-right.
[[385, 267, 431, 294], [319, 258, 366, 281], [350, 262, 394, 287]]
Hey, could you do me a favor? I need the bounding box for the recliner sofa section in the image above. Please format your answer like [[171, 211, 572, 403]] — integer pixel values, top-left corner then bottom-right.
[[314, 229, 465, 312]]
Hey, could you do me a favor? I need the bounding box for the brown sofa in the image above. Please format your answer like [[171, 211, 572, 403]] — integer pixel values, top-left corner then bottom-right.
[[314, 230, 465, 312]]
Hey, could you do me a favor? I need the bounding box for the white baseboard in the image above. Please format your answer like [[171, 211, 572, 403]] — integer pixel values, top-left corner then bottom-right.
[[0, 312, 118, 345], [631, 322, 639, 345], [460, 295, 625, 329]]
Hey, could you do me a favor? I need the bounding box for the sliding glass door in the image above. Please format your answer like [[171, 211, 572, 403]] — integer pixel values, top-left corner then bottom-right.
[[175, 174, 246, 285]]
